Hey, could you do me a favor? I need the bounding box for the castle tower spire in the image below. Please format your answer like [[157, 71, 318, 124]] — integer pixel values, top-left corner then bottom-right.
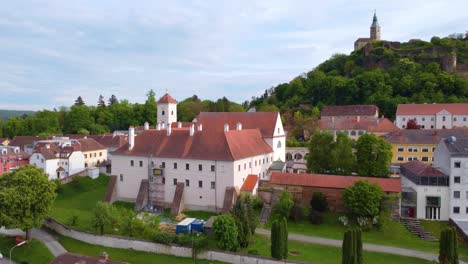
[[370, 10, 381, 41]]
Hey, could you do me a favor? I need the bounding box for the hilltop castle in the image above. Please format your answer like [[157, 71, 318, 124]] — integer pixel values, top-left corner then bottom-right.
[[354, 11, 381, 51]]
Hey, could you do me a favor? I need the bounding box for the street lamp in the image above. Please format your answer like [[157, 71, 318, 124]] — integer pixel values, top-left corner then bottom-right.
[[10, 241, 27, 264]]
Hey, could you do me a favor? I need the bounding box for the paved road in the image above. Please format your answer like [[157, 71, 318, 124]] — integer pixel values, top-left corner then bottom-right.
[[0, 227, 66, 258], [256, 228, 467, 264]]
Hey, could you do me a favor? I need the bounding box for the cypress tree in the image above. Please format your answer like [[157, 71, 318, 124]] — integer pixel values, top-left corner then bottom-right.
[[271, 220, 281, 260], [439, 227, 459, 264], [342, 230, 350, 264], [281, 217, 288, 259], [356, 229, 363, 264], [232, 199, 251, 248], [342, 229, 361, 264]]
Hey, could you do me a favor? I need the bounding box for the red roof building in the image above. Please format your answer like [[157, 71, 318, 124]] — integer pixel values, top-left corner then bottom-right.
[[241, 174, 259, 194], [320, 116, 399, 139], [0, 146, 29, 176], [157, 93, 178, 104], [395, 103, 468, 130], [321, 105, 378, 118]]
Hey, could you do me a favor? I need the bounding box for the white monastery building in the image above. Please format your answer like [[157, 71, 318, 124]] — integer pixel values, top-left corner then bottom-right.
[[395, 103, 468, 129], [112, 93, 286, 213]]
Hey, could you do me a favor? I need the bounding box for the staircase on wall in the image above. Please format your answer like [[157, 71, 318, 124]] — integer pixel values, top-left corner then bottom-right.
[[171, 182, 185, 216], [400, 217, 438, 242], [222, 186, 237, 213], [103, 175, 117, 202], [135, 179, 149, 211]]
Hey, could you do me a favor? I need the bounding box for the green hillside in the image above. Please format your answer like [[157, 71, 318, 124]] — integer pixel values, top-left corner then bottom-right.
[[0, 109, 35, 121]]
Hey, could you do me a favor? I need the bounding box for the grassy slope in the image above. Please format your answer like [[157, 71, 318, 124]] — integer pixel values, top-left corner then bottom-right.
[[243, 234, 433, 264], [421, 220, 468, 260], [50, 175, 109, 232], [59, 235, 224, 264], [0, 236, 54, 264]]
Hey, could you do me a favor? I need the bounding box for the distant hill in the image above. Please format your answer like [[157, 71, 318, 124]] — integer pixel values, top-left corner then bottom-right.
[[0, 110, 35, 120]]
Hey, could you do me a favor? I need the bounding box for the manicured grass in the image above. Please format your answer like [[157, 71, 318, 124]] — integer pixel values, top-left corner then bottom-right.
[[50, 175, 109, 232], [243, 234, 434, 264], [421, 220, 468, 260], [183, 210, 216, 221], [274, 212, 439, 253], [0, 236, 54, 264], [113, 201, 135, 211], [58, 235, 225, 264]]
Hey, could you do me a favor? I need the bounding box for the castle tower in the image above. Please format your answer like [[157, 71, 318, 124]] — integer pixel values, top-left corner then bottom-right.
[[157, 93, 177, 126], [370, 11, 380, 41]]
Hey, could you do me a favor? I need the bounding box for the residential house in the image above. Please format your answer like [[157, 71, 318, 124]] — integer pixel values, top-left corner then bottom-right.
[[76, 138, 108, 168], [0, 146, 29, 176], [320, 116, 399, 140], [321, 105, 379, 119], [8, 136, 49, 154], [400, 161, 449, 220], [395, 103, 468, 129]]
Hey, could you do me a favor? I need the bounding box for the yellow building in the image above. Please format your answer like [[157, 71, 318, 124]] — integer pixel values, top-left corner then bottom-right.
[[383, 128, 468, 166], [76, 138, 108, 168]]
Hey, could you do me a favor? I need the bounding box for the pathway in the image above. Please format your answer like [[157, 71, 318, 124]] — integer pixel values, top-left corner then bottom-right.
[[256, 228, 467, 264], [0, 227, 67, 258]]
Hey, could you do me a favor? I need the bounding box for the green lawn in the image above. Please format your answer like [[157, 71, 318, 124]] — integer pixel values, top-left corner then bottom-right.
[[182, 210, 216, 221], [421, 220, 468, 260], [58, 235, 224, 264], [50, 175, 109, 232], [0, 236, 54, 264], [243, 234, 434, 264]]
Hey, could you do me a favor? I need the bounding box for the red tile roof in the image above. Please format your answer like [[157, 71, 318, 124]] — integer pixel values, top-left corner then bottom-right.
[[51, 253, 127, 264], [396, 103, 468, 115], [241, 174, 258, 192], [321, 105, 378, 117], [320, 117, 399, 133], [113, 128, 273, 161], [157, 93, 177, 104], [9, 136, 49, 148], [66, 134, 128, 149], [33, 142, 78, 160], [270, 171, 401, 193], [76, 138, 106, 152], [197, 112, 280, 138], [400, 161, 446, 177]]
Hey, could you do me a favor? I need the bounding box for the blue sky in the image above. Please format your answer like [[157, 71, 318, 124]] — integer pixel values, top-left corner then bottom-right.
[[1, 0, 467, 110]]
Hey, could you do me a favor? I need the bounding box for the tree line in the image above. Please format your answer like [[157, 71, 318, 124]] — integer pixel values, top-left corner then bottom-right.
[[0, 91, 246, 138]]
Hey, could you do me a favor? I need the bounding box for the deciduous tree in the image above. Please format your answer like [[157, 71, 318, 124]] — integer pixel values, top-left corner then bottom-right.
[[355, 133, 392, 177], [343, 180, 384, 218], [212, 214, 239, 251]]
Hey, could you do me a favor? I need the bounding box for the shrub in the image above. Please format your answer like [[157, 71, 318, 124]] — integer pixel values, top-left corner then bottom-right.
[[271, 191, 294, 222], [154, 232, 178, 244], [309, 210, 323, 225], [212, 214, 239, 251], [343, 180, 384, 218], [311, 192, 328, 212], [289, 205, 304, 222], [251, 195, 264, 210]]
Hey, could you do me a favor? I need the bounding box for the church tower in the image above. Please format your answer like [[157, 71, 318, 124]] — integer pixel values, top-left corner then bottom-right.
[[157, 93, 177, 126], [370, 11, 380, 41]]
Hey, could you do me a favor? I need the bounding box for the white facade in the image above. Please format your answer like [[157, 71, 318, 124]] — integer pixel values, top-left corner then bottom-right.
[[83, 149, 108, 168], [112, 152, 273, 211], [30, 151, 85, 180], [264, 114, 286, 162], [157, 102, 177, 125], [396, 111, 468, 129]]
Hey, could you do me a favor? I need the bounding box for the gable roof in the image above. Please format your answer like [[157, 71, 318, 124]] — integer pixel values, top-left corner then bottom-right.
[[9, 136, 49, 148], [67, 134, 128, 149], [241, 174, 258, 192], [400, 161, 446, 177], [320, 117, 399, 133], [383, 128, 468, 145], [321, 105, 378, 117], [157, 93, 177, 104], [270, 171, 401, 193], [76, 138, 106, 152], [197, 112, 280, 138], [396, 103, 468, 115], [442, 137, 468, 156], [113, 128, 273, 161]]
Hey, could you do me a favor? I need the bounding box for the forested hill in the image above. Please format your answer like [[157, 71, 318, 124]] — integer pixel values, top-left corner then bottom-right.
[[249, 34, 468, 120], [0, 110, 35, 121]]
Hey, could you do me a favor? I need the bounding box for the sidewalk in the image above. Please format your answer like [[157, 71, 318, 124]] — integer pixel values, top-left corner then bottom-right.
[[256, 228, 467, 264], [0, 227, 66, 257]]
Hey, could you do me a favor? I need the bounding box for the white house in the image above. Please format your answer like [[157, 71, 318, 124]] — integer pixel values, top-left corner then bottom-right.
[[157, 93, 178, 125], [395, 103, 468, 129], [400, 161, 450, 220], [111, 93, 286, 212], [434, 137, 468, 221], [29, 138, 85, 180]]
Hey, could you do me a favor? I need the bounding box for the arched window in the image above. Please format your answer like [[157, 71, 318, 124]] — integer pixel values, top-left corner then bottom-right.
[[294, 153, 303, 160], [162, 110, 165, 116], [286, 153, 293, 161], [277, 141, 282, 148], [171, 110, 174, 115], [358, 130, 364, 135], [350, 131, 357, 136]]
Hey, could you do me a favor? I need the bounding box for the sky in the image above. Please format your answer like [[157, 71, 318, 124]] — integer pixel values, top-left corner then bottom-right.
[[1, 0, 467, 111]]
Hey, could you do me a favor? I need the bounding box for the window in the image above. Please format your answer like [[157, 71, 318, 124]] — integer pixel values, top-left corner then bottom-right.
[[464, 117, 467, 122], [454, 191, 461, 199], [455, 176, 461, 183], [358, 131, 364, 135], [397, 147, 404, 152], [211, 181, 215, 189], [186, 163, 190, 170], [162, 110, 165, 116], [278, 128, 280, 134], [421, 125, 425, 129], [198, 164, 202, 171], [466, 207, 468, 214], [238, 165, 241, 171], [185, 179, 190, 187], [443, 116, 446, 121], [402, 125, 406, 128], [244, 163, 246, 169], [277, 141, 282, 148], [173, 178, 177, 185], [454, 207, 460, 214], [130, 160, 134, 166], [422, 117, 425, 121], [408, 157, 418, 161], [350, 131, 356, 136], [249, 162, 252, 168], [211, 165, 215, 171], [99, 152, 102, 157], [431, 125, 434, 129], [408, 147, 418, 152], [162, 177, 165, 184], [161, 162, 165, 168], [94, 153, 96, 157], [171, 110, 174, 115], [454, 117, 457, 121], [422, 157, 429, 162], [432, 147, 436, 152], [139, 161, 143, 167], [403, 117, 406, 121], [455, 161, 461, 168], [431, 117, 434, 121], [120, 174, 123, 181], [85, 163, 88, 168], [397, 156, 404, 161], [84, 154, 87, 158], [422, 148, 429, 152], [466, 191, 468, 200], [267, 157, 269, 163], [173, 163, 178, 169], [198, 181, 203, 188], [255, 161, 257, 166]]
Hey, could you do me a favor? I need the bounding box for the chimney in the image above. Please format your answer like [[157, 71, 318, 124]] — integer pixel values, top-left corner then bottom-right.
[[157, 123, 161, 130], [224, 123, 229, 132], [144, 122, 149, 130], [198, 124, 203, 132], [236, 122, 242, 130], [190, 124, 195, 136], [177, 121, 182, 128], [167, 124, 172, 136], [357, 116, 360, 123], [128, 127, 135, 150], [99, 252, 109, 263]]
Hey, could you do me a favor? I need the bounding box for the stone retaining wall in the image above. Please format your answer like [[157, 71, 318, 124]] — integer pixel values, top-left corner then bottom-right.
[[44, 218, 311, 264]]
